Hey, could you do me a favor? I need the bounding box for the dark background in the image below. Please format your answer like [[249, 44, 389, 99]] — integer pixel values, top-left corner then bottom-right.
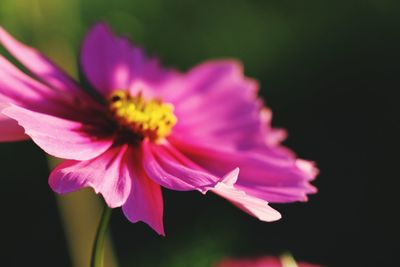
[[0, 0, 398, 266]]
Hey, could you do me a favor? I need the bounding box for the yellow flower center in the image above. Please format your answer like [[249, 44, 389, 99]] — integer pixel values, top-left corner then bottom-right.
[[108, 90, 177, 141]]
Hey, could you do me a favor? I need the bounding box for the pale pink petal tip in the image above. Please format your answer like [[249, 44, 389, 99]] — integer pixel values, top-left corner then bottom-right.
[[260, 108, 289, 145], [214, 169, 282, 222], [296, 159, 319, 181]]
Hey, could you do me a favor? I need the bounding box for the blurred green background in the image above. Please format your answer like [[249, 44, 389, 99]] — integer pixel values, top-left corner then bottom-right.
[[0, 0, 398, 266]]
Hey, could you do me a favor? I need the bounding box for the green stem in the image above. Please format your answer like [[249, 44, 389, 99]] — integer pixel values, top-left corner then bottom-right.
[[91, 204, 112, 267]]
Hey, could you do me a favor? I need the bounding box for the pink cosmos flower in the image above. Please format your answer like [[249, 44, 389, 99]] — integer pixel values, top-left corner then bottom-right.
[[215, 256, 323, 267], [0, 23, 317, 235]]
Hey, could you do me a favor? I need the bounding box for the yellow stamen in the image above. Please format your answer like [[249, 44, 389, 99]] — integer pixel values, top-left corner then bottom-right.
[[108, 90, 177, 141]]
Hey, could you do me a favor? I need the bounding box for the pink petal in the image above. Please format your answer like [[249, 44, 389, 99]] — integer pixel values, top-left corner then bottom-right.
[[216, 256, 323, 267], [141, 140, 222, 193], [216, 256, 282, 267], [172, 60, 257, 103], [234, 159, 318, 203], [212, 169, 282, 222], [49, 145, 131, 208], [171, 60, 265, 147], [146, 141, 280, 222], [169, 138, 317, 203], [0, 55, 103, 121], [260, 108, 288, 146], [0, 106, 28, 141], [3, 105, 114, 160], [0, 27, 84, 96], [122, 148, 164, 235], [165, 62, 318, 206], [0, 55, 65, 111], [81, 23, 169, 98]]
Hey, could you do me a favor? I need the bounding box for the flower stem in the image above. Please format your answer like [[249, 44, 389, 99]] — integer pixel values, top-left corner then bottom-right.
[[91, 204, 112, 267]]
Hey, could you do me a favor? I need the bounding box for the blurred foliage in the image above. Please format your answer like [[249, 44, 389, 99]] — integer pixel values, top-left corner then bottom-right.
[[0, 0, 399, 266]]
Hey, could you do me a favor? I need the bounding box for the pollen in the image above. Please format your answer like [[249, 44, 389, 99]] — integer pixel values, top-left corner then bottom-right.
[[108, 90, 177, 141]]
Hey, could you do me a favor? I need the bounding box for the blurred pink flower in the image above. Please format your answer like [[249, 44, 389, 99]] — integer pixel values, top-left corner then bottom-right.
[[0, 23, 317, 235], [215, 256, 323, 267]]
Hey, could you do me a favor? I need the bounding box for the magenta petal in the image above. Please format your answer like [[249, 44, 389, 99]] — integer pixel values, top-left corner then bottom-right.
[[173, 60, 257, 103], [122, 149, 164, 235], [171, 60, 265, 146], [170, 139, 317, 203], [49, 145, 131, 208], [142, 141, 280, 222], [216, 256, 322, 267], [0, 54, 103, 121], [0, 108, 28, 141], [216, 256, 282, 267], [0, 55, 66, 111], [212, 169, 282, 222], [260, 108, 289, 146], [0, 27, 82, 95], [81, 23, 168, 98], [141, 140, 222, 193], [3, 105, 114, 160], [234, 158, 318, 203]]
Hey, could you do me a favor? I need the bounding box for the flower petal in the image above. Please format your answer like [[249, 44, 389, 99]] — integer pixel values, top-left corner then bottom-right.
[[147, 141, 280, 222], [172, 60, 257, 103], [0, 54, 103, 122], [122, 148, 164, 235], [216, 256, 323, 267], [171, 60, 265, 147], [166, 59, 318, 204], [216, 256, 282, 267], [3, 105, 114, 160], [0, 55, 65, 111], [0, 27, 83, 95], [212, 168, 282, 222], [0, 108, 28, 141], [81, 23, 169, 97], [169, 138, 318, 203], [49, 145, 131, 208], [141, 140, 222, 193]]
